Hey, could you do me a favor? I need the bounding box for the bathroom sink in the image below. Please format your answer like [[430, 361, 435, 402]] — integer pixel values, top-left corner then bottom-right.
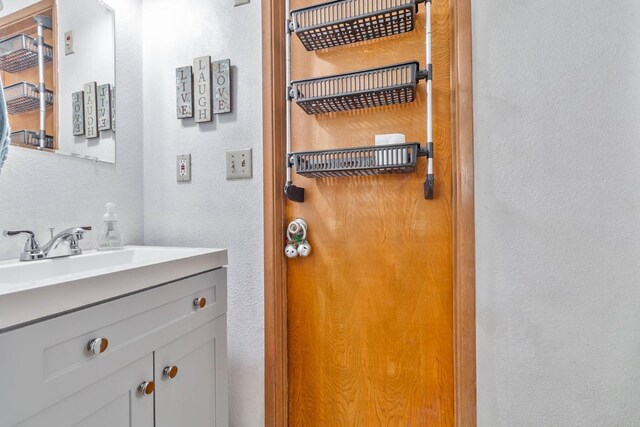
[[0, 246, 228, 332]]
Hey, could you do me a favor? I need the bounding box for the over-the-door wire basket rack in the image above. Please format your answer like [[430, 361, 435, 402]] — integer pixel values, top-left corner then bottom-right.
[[0, 16, 54, 150], [284, 0, 435, 202]]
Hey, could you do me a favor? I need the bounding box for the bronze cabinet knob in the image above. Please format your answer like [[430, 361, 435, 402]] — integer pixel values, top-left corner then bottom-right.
[[193, 297, 206, 309], [87, 337, 109, 355], [138, 380, 155, 396], [163, 365, 178, 379]]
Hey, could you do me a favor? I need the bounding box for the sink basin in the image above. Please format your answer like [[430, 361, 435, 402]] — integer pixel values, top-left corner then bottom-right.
[[0, 246, 228, 332], [0, 246, 219, 291]]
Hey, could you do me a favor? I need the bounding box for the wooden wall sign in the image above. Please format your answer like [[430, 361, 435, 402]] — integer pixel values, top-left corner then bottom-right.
[[83, 82, 98, 138], [193, 56, 212, 122], [72, 91, 84, 136], [97, 84, 112, 131], [213, 59, 231, 114], [111, 86, 116, 132], [176, 66, 193, 119]]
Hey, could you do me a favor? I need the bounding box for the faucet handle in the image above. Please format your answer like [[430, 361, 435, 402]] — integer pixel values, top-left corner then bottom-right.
[[65, 227, 92, 255], [74, 226, 92, 240], [4, 230, 39, 247], [4, 229, 35, 238], [3, 230, 45, 261], [59, 226, 92, 239]]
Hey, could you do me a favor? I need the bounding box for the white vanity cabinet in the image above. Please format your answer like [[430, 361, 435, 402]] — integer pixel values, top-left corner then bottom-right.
[[0, 267, 228, 427]]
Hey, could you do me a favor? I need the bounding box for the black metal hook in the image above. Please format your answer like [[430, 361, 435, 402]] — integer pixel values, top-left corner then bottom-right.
[[424, 175, 434, 199], [284, 182, 305, 203], [423, 142, 434, 200]]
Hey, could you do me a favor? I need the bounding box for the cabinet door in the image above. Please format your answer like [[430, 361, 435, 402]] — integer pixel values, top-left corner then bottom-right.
[[15, 354, 154, 427], [155, 315, 228, 427]]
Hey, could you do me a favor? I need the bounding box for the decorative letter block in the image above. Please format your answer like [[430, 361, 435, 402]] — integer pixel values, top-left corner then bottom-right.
[[213, 59, 231, 114], [84, 82, 98, 138], [72, 91, 84, 136], [193, 56, 212, 123], [176, 66, 193, 119], [97, 84, 112, 131]]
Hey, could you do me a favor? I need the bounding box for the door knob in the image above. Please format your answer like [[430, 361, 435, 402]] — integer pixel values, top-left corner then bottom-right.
[[163, 365, 178, 379], [138, 380, 155, 396], [87, 337, 109, 355], [193, 297, 206, 309]]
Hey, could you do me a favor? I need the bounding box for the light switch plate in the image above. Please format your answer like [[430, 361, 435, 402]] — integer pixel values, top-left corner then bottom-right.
[[64, 30, 74, 55], [226, 148, 252, 179], [234, 0, 250, 6], [177, 154, 191, 182]]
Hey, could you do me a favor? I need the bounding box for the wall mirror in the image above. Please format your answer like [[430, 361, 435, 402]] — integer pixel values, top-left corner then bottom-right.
[[0, 0, 116, 166]]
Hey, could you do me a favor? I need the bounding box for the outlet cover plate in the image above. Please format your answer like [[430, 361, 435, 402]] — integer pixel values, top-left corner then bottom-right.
[[177, 154, 191, 182], [226, 148, 252, 179], [64, 30, 74, 55]]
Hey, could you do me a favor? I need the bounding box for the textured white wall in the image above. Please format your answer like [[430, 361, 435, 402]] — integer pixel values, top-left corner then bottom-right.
[[0, 0, 144, 260], [473, 1, 640, 425], [141, 1, 264, 425]]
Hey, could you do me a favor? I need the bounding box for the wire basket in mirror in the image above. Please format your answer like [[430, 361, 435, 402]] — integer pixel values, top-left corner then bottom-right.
[[0, 34, 53, 73]]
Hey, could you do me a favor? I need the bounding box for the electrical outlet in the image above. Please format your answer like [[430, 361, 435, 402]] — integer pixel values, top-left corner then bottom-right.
[[64, 30, 74, 55], [177, 154, 191, 182], [226, 148, 252, 179]]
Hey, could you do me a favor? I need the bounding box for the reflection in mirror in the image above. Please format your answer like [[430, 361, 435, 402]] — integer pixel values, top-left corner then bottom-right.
[[0, 0, 116, 165], [57, 0, 115, 163], [0, 2, 55, 157], [0, 68, 8, 173]]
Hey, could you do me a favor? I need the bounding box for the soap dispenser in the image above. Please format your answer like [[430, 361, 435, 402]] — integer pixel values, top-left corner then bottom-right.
[[98, 202, 123, 251]]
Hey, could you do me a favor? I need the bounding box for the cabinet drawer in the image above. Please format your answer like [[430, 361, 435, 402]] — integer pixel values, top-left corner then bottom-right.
[[0, 267, 227, 427]]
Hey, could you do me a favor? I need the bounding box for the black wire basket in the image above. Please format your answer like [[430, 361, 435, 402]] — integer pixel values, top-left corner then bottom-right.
[[291, 61, 423, 115], [292, 142, 421, 178], [0, 34, 53, 73], [291, 0, 421, 51], [5, 82, 54, 115], [11, 130, 54, 149]]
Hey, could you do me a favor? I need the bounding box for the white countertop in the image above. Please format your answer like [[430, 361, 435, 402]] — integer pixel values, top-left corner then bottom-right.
[[0, 246, 228, 332]]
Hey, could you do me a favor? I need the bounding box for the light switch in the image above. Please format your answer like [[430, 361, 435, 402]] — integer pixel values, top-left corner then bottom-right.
[[226, 148, 252, 179], [64, 30, 74, 55], [234, 0, 250, 6], [177, 154, 191, 182]]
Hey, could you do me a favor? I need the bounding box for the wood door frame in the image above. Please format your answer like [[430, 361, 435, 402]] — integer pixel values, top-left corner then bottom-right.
[[262, 0, 476, 425]]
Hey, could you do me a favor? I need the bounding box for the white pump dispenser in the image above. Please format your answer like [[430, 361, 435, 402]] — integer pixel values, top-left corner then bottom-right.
[[98, 202, 123, 251]]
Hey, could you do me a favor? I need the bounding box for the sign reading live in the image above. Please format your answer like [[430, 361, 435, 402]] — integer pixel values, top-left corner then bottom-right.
[[176, 66, 193, 119], [97, 84, 112, 131]]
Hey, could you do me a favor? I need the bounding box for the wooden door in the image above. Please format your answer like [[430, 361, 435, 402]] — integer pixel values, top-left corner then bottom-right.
[[15, 354, 154, 427], [286, 0, 454, 424], [154, 316, 229, 427]]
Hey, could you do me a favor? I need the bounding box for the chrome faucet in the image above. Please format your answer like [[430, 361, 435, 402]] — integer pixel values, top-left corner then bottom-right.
[[3, 226, 91, 261]]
